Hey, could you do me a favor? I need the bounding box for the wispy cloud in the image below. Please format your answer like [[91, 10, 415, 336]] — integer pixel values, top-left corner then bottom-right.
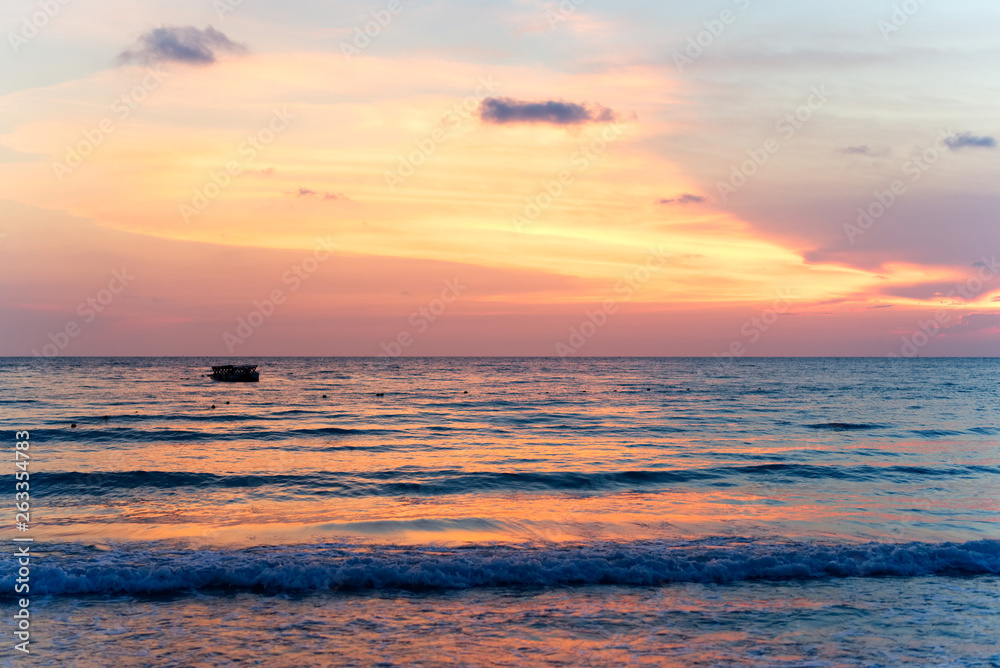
[[479, 98, 617, 125], [944, 132, 996, 151], [288, 188, 348, 201], [118, 26, 247, 66], [658, 194, 705, 205], [940, 312, 1000, 335], [838, 145, 890, 157]]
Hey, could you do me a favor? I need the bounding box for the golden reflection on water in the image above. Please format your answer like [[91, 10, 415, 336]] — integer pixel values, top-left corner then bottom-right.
[[19, 358, 1000, 548]]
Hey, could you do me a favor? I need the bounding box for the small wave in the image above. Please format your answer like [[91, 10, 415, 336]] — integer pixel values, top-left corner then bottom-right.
[[804, 422, 882, 431], [32, 425, 376, 444], [34, 471, 303, 493], [33, 463, 998, 498], [11, 538, 1000, 597], [287, 426, 377, 438]]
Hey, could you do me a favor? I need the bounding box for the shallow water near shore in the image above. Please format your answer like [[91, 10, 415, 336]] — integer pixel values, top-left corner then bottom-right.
[[2, 357, 999, 665], [24, 576, 1000, 667]]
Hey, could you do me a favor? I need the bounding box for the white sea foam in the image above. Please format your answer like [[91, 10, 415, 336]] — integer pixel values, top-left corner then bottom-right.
[[12, 538, 1000, 597]]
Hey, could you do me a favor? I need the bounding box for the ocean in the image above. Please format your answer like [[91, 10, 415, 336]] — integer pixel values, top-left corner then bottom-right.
[[2, 357, 999, 666]]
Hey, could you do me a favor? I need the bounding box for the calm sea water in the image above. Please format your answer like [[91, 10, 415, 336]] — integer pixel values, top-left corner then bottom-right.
[[2, 357, 999, 666]]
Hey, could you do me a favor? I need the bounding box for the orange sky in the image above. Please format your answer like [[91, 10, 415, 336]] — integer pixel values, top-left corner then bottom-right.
[[2, 1, 998, 356]]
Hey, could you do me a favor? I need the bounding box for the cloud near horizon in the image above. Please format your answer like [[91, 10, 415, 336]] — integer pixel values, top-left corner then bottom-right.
[[118, 26, 247, 66], [479, 98, 617, 125]]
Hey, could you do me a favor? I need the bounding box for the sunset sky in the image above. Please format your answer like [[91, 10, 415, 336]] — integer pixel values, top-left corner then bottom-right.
[[2, 0, 998, 356]]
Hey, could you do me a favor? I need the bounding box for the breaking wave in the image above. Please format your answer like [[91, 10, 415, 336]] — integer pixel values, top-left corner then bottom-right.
[[13, 538, 1000, 597]]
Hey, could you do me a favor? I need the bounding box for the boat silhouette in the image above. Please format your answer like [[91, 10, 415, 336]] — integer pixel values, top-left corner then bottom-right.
[[208, 365, 259, 382]]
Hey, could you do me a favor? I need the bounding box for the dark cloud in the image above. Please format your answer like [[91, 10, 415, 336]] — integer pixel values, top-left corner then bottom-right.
[[118, 26, 247, 66], [659, 194, 705, 205], [944, 133, 996, 151], [838, 145, 890, 157], [479, 98, 617, 125]]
